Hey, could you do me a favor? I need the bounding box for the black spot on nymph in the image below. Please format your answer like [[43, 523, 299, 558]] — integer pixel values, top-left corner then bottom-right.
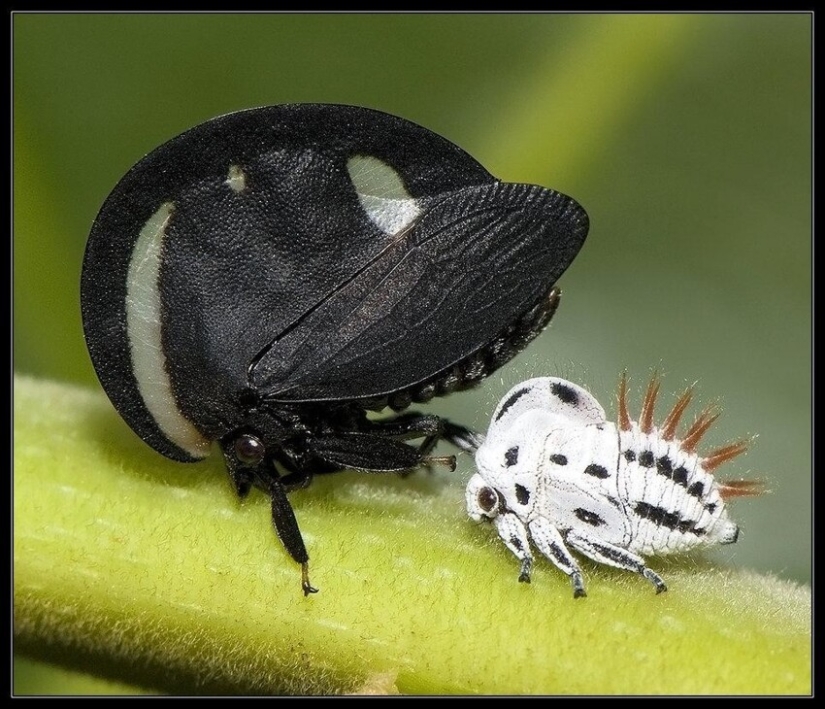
[[633, 501, 704, 536], [656, 457, 690, 488], [505, 446, 519, 467], [638, 450, 655, 468], [687, 481, 705, 499], [584, 463, 609, 479], [574, 508, 604, 527], [623, 450, 636, 463], [550, 454, 568, 465], [515, 484, 531, 505], [591, 542, 641, 569], [551, 381, 579, 405], [673, 466, 689, 486], [495, 387, 529, 421]]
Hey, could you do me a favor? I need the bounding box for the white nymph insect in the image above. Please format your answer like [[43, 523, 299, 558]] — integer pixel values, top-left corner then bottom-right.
[[466, 374, 761, 597]]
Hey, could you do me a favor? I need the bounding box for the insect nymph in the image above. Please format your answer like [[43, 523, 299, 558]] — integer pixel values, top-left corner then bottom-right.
[[467, 374, 761, 597], [81, 104, 589, 594]]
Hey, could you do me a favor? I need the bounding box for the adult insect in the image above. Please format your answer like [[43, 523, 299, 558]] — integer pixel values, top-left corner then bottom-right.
[[81, 104, 589, 594], [467, 374, 761, 597]]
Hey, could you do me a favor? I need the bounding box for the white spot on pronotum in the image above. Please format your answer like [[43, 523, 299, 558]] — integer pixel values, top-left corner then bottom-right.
[[226, 164, 246, 192], [346, 154, 421, 235], [126, 202, 211, 459]]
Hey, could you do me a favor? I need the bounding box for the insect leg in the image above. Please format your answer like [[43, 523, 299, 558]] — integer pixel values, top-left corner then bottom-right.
[[270, 448, 317, 492], [565, 530, 667, 594], [362, 412, 446, 460], [220, 447, 255, 498], [362, 411, 443, 438], [441, 420, 485, 454], [224, 444, 318, 595], [492, 512, 534, 583], [363, 411, 482, 456], [277, 470, 314, 492], [527, 517, 587, 598], [267, 479, 318, 596], [309, 433, 433, 472]]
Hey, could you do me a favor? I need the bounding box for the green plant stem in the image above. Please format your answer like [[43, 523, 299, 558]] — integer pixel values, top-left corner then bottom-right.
[[14, 375, 811, 694]]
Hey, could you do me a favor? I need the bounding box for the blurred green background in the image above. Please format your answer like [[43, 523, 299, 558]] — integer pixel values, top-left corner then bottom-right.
[[14, 13, 810, 693]]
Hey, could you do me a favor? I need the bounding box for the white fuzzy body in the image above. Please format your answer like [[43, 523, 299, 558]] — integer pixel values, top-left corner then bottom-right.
[[467, 377, 745, 596]]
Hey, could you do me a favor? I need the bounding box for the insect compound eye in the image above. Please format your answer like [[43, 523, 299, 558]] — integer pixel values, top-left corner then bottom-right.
[[477, 485, 500, 515], [234, 433, 266, 466]]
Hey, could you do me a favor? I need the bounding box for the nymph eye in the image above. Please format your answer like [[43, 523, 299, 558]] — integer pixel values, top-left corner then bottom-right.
[[234, 434, 265, 465], [477, 485, 500, 514]]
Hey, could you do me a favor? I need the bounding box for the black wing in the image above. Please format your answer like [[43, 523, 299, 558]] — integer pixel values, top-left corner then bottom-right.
[[251, 181, 587, 402]]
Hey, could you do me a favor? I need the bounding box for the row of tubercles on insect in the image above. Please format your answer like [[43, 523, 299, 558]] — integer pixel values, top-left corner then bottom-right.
[[616, 373, 763, 499]]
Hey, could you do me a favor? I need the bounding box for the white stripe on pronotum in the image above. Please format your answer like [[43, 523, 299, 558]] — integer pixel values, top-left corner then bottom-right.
[[125, 202, 211, 459]]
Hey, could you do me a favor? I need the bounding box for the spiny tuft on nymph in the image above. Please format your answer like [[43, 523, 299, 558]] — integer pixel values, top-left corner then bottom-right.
[[717, 478, 765, 500], [620, 373, 749, 465]]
